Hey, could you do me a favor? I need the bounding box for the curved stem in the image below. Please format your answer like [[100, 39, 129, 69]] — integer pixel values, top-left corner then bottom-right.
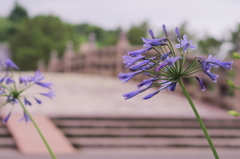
[[177, 78, 219, 159], [17, 98, 57, 159]]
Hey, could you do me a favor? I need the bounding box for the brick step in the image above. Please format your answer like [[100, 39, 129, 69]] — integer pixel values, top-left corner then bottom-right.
[[61, 128, 240, 138], [0, 127, 10, 136], [52, 117, 240, 149], [69, 137, 240, 148], [0, 118, 17, 150], [52, 118, 240, 129], [0, 137, 15, 148]]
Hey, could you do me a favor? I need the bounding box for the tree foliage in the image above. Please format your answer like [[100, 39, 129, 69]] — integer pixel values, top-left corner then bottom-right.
[[127, 21, 148, 45]]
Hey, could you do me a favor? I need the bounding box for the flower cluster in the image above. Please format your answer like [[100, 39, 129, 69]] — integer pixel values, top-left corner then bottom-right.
[[118, 24, 233, 100], [0, 59, 55, 124]]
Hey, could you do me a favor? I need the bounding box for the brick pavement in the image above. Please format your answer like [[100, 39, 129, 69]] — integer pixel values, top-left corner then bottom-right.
[[0, 72, 230, 118]]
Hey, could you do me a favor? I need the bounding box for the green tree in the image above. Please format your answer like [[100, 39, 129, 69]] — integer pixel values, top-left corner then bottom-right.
[[198, 37, 222, 54], [127, 21, 148, 45], [8, 16, 77, 70], [230, 23, 240, 52], [8, 2, 28, 22], [74, 23, 119, 47]]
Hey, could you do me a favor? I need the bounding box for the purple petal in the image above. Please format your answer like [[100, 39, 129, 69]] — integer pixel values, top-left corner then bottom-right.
[[156, 62, 168, 72], [35, 82, 53, 89], [24, 98, 32, 106], [162, 24, 168, 36], [34, 97, 42, 104], [148, 29, 155, 39], [6, 59, 19, 70], [189, 45, 196, 49], [123, 87, 149, 100], [40, 90, 56, 99], [143, 90, 160, 100], [175, 27, 180, 39], [19, 112, 31, 123], [175, 44, 181, 48], [195, 77, 206, 91], [3, 113, 11, 124], [183, 34, 188, 41]]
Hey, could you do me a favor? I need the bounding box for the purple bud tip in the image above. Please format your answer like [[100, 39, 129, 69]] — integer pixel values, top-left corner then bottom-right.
[[175, 27, 180, 39], [162, 24, 168, 37], [148, 29, 155, 39]]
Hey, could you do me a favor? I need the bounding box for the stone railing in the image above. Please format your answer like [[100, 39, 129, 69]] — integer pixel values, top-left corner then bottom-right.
[[42, 32, 240, 112]]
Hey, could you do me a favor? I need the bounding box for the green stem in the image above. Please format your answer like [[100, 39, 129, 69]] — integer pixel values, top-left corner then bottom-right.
[[177, 78, 219, 159], [17, 98, 57, 159]]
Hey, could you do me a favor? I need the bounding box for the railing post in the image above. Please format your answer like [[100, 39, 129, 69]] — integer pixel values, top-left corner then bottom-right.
[[116, 31, 130, 75], [63, 41, 75, 72]]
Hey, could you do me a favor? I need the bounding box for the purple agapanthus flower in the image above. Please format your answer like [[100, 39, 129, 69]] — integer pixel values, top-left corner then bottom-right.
[[24, 98, 32, 106], [198, 54, 233, 82], [139, 62, 155, 70], [35, 82, 53, 89], [148, 29, 155, 39], [162, 24, 168, 37], [32, 70, 45, 82], [7, 96, 18, 105], [34, 97, 42, 104], [142, 80, 175, 100], [3, 112, 11, 124], [6, 78, 15, 85], [6, 59, 19, 70], [195, 77, 206, 91], [200, 55, 233, 70], [20, 76, 32, 85], [123, 55, 145, 67], [19, 112, 31, 123], [0, 59, 55, 124], [156, 56, 180, 72], [175, 27, 180, 39], [127, 47, 151, 57], [141, 37, 167, 47], [137, 78, 159, 89], [161, 51, 172, 61], [129, 57, 156, 71], [0, 75, 7, 83], [40, 90, 56, 99], [118, 70, 142, 83], [175, 34, 196, 52], [119, 24, 233, 101], [123, 87, 150, 100]]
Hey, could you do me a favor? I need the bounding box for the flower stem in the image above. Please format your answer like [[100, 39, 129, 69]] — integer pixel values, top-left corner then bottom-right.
[[17, 98, 57, 159], [177, 78, 219, 159]]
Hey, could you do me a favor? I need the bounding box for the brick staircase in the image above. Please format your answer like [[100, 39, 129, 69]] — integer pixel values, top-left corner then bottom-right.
[[0, 118, 16, 150], [52, 116, 240, 149]]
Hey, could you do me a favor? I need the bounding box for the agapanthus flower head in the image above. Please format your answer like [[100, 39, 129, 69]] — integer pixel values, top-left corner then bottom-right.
[[0, 59, 56, 124], [118, 24, 233, 100]]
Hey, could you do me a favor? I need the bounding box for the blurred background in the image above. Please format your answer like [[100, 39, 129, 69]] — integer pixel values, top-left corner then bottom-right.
[[0, 0, 240, 159]]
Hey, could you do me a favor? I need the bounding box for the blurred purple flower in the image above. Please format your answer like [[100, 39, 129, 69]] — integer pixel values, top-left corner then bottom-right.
[[19, 112, 31, 123], [118, 70, 142, 83], [40, 90, 56, 99], [6, 59, 19, 70], [175, 34, 196, 52], [6, 78, 15, 85]]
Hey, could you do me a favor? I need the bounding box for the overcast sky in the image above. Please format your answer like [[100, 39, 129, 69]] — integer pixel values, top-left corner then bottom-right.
[[0, 0, 240, 39]]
